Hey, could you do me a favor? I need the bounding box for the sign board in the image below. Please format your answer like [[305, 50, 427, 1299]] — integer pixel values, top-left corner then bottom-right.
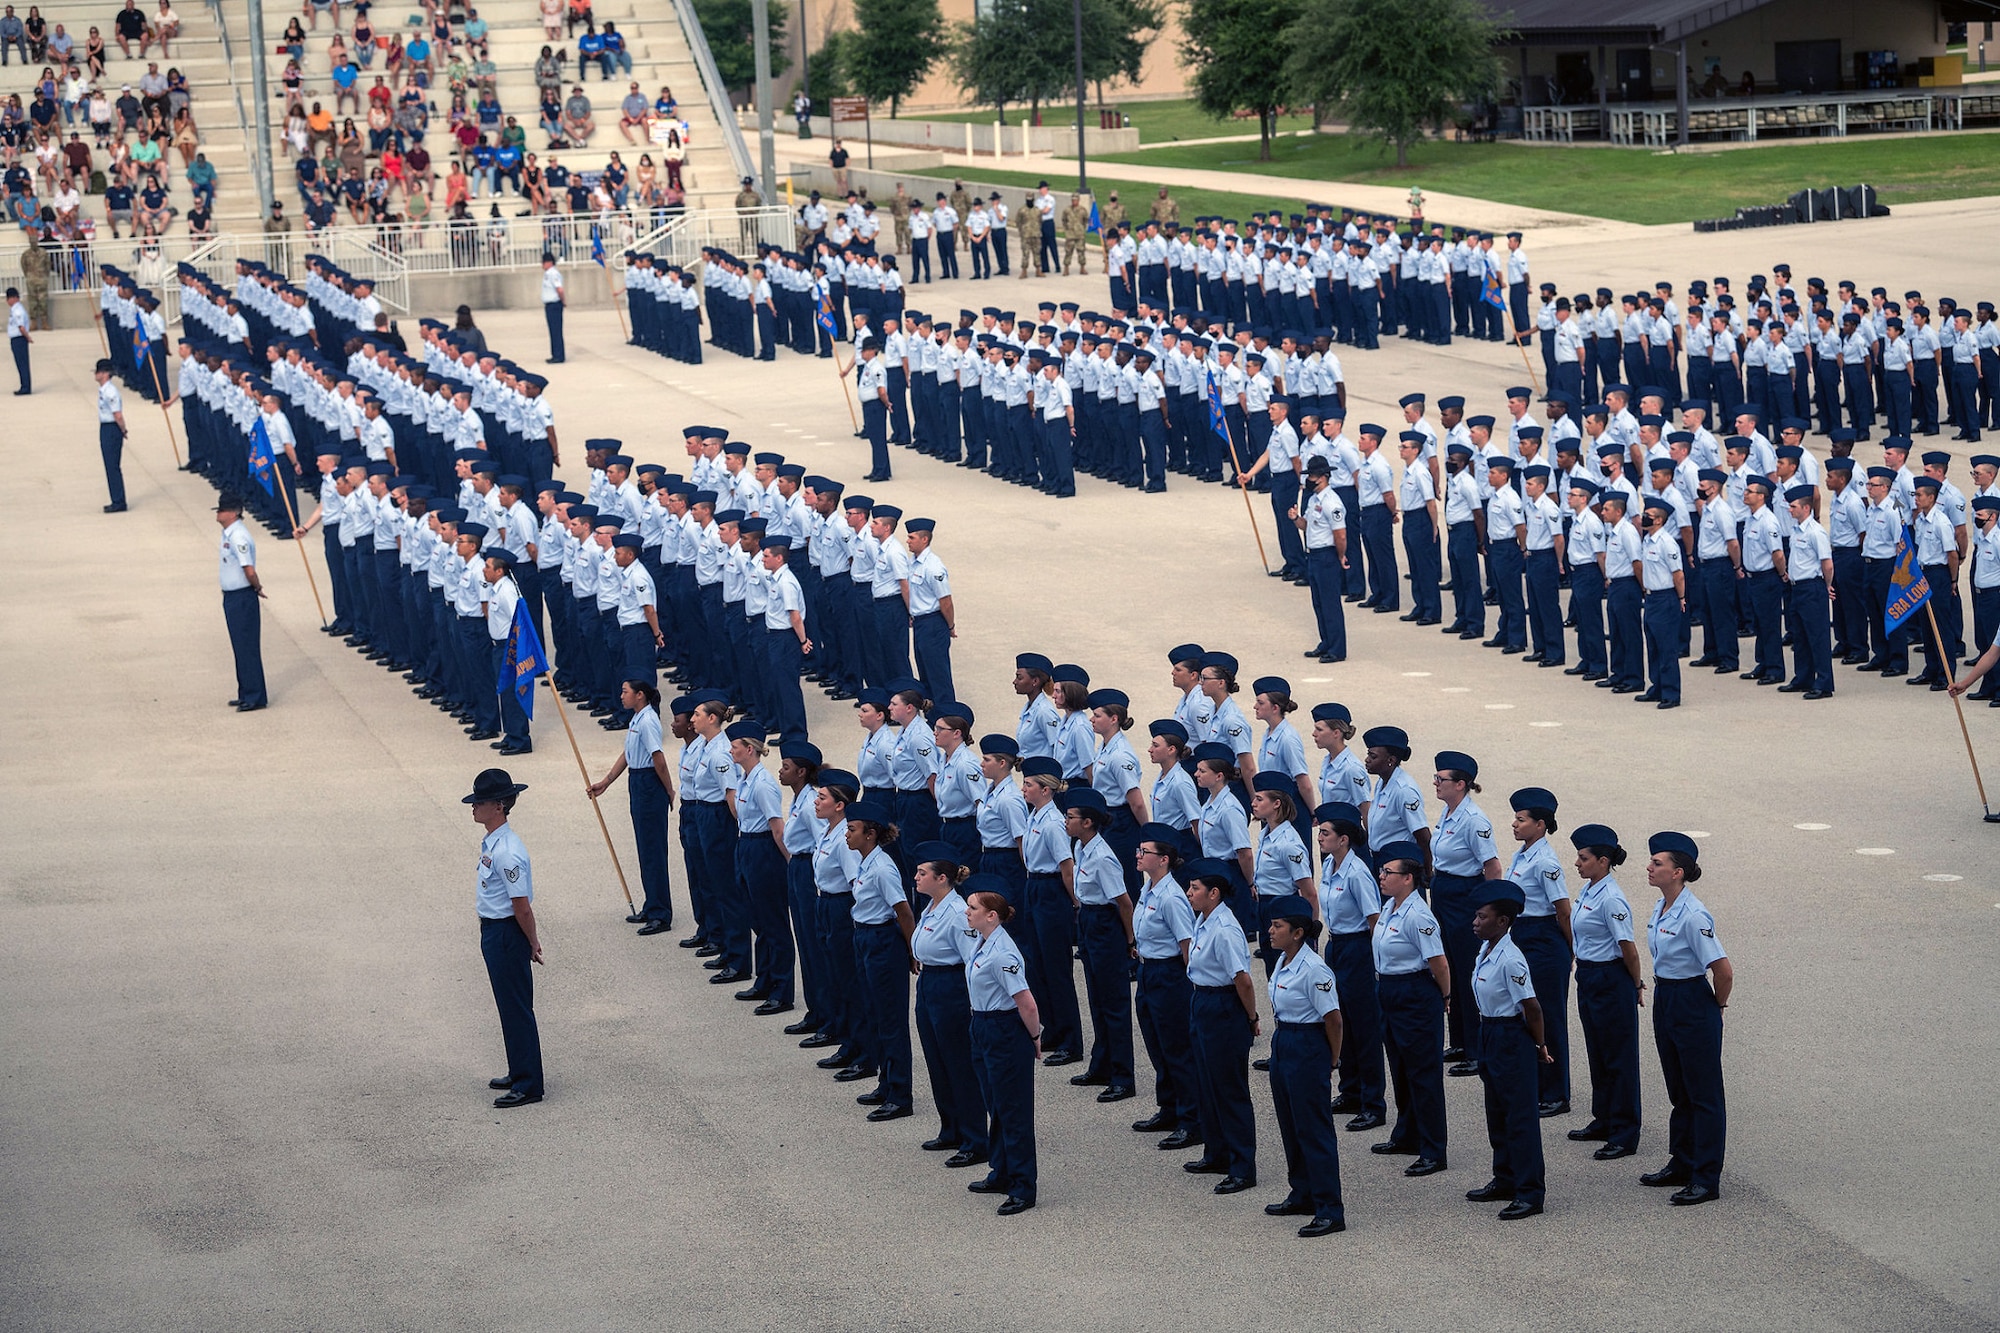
[[831, 96, 869, 126]]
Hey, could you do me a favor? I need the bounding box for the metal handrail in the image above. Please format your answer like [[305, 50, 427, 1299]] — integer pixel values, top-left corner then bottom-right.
[[667, 0, 757, 190]]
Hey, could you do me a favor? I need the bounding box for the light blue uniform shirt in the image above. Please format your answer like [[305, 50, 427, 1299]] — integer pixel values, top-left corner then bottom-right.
[[851, 846, 905, 925], [1151, 764, 1201, 832], [1197, 788, 1251, 861], [967, 927, 1032, 1010], [734, 763, 784, 833], [1022, 801, 1070, 873], [1648, 890, 1726, 979], [889, 718, 939, 792], [1203, 698, 1253, 758], [1506, 836, 1568, 917], [1016, 694, 1060, 759], [1372, 893, 1443, 974], [856, 725, 897, 793], [782, 785, 823, 856], [1072, 835, 1127, 905], [475, 823, 532, 918], [686, 733, 736, 802], [933, 744, 982, 818], [1318, 748, 1369, 809], [976, 777, 1029, 849], [1571, 875, 1634, 964], [1259, 720, 1309, 782], [1268, 946, 1340, 1022], [1134, 875, 1196, 960], [1053, 712, 1095, 781], [1318, 849, 1381, 934], [1253, 820, 1310, 897], [1369, 768, 1427, 845], [1472, 934, 1535, 1017], [624, 705, 664, 770], [1091, 733, 1143, 810], [1431, 798, 1497, 876], [1188, 905, 1253, 985], [812, 819, 858, 895], [913, 890, 975, 966]]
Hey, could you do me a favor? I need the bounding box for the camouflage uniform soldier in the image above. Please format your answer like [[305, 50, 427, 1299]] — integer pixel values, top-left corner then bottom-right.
[[1149, 186, 1179, 226], [19, 225, 50, 329], [949, 180, 973, 222], [1100, 191, 1127, 234], [1014, 194, 1037, 280], [1061, 195, 1090, 276], [891, 183, 912, 255]]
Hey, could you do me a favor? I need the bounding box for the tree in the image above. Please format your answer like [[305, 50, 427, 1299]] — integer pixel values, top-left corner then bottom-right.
[[805, 30, 855, 106], [1281, 0, 1505, 166], [847, 0, 949, 117], [694, 0, 792, 100], [951, 0, 1159, 123], [1179, 0, 1291, 160]]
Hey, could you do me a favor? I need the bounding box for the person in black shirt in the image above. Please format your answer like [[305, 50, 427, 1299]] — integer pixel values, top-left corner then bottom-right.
[[103, 179, 133, 235], [115, 86, 140, 134], [112, 0, 147, 57]]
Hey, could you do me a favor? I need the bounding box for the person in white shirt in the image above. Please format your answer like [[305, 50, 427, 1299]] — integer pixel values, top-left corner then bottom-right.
[[215, 491, 268, 710], [539, 252, 566, 362]]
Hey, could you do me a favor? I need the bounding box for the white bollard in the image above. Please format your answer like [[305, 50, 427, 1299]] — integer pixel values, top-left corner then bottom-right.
[[967, 122, 975, 157]]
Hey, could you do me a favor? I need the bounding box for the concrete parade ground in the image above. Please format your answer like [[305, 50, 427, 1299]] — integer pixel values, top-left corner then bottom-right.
[[4, 196, 1999, 1331]]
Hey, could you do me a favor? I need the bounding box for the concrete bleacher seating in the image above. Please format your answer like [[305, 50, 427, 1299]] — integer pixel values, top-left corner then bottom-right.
[[2, 0, 741, 243]]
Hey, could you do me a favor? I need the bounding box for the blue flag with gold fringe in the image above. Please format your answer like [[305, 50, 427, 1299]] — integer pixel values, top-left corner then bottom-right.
[[1885, 525, 1931, 635], [1207, 367, 1228, 440], [591, 229, 606, 268], [816, 290, 838, 337], [502, 595, 548, 719], [249, 418, 278, 497]]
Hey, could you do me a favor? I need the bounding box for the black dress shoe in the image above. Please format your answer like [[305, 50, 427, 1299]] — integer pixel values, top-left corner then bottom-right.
[[708, 968, 750, 984], [1264, 1196, 1314, 1217], [1497, 1199, 1543, 1220], [921, 1134, 959, 1152], [1669, 1184, 1719, 1206], [1370, 1140, 1417, 1156], [1689, 655, 1717, 668], [832, 1064, 877, 1082], [1563, 665, 1589, 676], [1501, 645, 1525, 655], [636, 920, 671, 936], [1459, 629, 1482, 640], [1251, 1057, 1271, 1071], [1635, 690, 1660, 703], [753, 1000, 794, 1016], [1298, 1216, 1346, 1237], [813, 1048, 855, 1066], [1537, 1100, 1570, 1118], [695, 943, 722, 957], [855, 1088, 888, 1105], [1640, 1165, 1692, 1187], [966, 1175, 1006, 1194], [1132, 1110, 1177, 1132], [1159, 1127, 1202, 1150], [1344, 1111, 1386, 1132], [488, 1076, 516, 1090], [1464, 1180, 1513, 1202], [1566, 1124, 1609, 1142], [1656, 699, 1680, 709], [1404, 1158, 1447, 1177], [1594, 1143, 1637, 1160], [1097, 1085, 1136, 1103], [1041, 1050, 1081, 1067], [227, 699, 240, 708], [996, 1195, 1036, 1216], [1069, 1070, 1110, 1087], [625, 911, 647, 924], [799, 1031, 841, 1049], [866, 1103, 913, 1122], [1481, 636, 1505, 648], [1327, 1095, 1362, 1116], [493, 1088, 542, 1108], [1213, 1175, 1255, 1195], [467, 730, 499, 741], [1804, 690, 1831, 700], [1441, 1045, 1466, 1061], [1182, 1157, 1227, 1175], [944, 1149, 988, 1168], [1448, 1060, 1480, 1077], [734, 986, 773, 1001]]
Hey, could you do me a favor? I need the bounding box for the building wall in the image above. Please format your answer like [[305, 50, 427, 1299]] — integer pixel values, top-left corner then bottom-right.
[[1511, 0, 1945, 104], [780, 0, 1191, 114]]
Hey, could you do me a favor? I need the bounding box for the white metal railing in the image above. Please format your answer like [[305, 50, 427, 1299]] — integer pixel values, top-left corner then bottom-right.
[[5, 207, 801, 316]]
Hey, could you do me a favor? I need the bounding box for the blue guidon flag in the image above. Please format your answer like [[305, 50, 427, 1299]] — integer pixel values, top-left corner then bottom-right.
[[502, 596, 549, 719], [249, 418, 278, 496], [1884, 524, 1932, 636], [1207, 367, 1227, 440]]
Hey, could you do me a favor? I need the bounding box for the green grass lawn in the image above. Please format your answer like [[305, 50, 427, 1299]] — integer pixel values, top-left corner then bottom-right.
[[1092, 132, 2000, 225], [905, 163, 1318, 232], [918, 97, 1316, 143]]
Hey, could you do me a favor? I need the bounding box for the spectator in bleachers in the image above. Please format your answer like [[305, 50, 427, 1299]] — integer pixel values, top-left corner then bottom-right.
[[521, 149, 545, 209], [186, 190, 210, 237], [134, 174, 171, 234], [470, 131, 494, 193], [471, 42, 496, 94], [29, 84, 57, 135], [534, 43, 564, 98], [302, 0, 338, 32], [128, 123, 161, 175], [536, 85, 563, 146], [83, 25, 104, 78], [561, 84, 593, 146], [25, 5, 46, 61], [539, 0, 560, 40], [50, 171, 77, 222], [352, 9, 374, 64], [475, 86, 501, 133], [633, 151, 654, 200], [393, 94, 425, 147], [281, 15, 304, 61], [576, 21, 602, 78], [32, 128, 57, 186], [137, 60, 166, 119], [333, 56, 360, 115], [602, 149, 625, 205], [654, 86, 676, 118], [283, 101, 307, 157], [112, 0, 150, 59], [185, 148, 213, 205], [307, 99, 334, 153], [102, 176, 132, 234], [464, 8, 487, 43], [661, 125, 684, 188], [600, 21, 630, 78], [47, 20, 68, 64], [403, 135, 429, 191], [165, 64, 187, 118], [150, 0, 174, 57], [1, 7, 27, 66], [61, 129, 88, 180], [170, 104, 194, 159], [367, 97, 392, 152], [614, 82, 650, 147], [282, 54, 302, 99], [404, 29, 430, 80], [87, 87, 111, 146], [61, 62, 87, 124], [442, 157, 468, 210], [294, 142, 318, 195], [114, 82, 139, 134], [565, 0, 590, 39]]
